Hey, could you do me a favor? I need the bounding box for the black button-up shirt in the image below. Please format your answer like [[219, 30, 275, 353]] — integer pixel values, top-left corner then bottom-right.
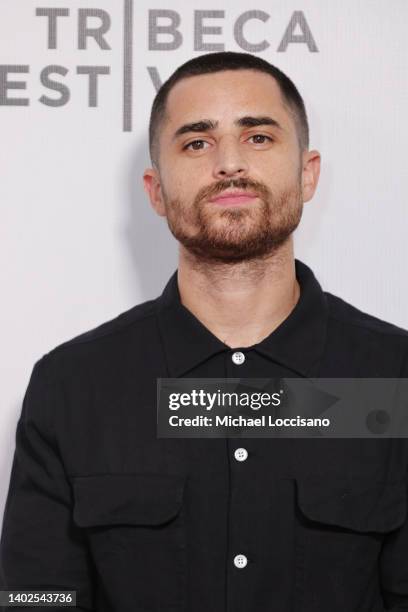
[[1, 259, 408, 612]]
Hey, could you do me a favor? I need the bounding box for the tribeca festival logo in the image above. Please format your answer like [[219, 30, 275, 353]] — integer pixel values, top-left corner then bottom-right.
[[0, 3, 318, 130]]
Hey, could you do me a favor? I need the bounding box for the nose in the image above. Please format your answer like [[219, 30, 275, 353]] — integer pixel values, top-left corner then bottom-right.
[[212, 135, 249, 180]]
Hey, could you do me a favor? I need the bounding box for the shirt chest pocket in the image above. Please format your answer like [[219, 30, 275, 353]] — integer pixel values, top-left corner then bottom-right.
[[72, 472, 187, 611], [293, 477, 407, 612]]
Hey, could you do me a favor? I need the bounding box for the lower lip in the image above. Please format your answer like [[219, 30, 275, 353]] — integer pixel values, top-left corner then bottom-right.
[[210, 195, 258, 206]]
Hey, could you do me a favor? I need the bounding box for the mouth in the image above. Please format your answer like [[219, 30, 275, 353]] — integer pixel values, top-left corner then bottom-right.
[[209, 190, 259, 206]]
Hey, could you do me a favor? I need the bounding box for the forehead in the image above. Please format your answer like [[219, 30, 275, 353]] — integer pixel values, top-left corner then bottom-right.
[[164, 69, 292, 132]]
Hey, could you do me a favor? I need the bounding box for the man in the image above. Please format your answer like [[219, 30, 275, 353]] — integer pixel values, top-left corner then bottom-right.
[[1, 51, 408, 612]]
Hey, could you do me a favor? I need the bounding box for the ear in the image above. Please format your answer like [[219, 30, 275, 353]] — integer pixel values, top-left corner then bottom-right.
[[143, 166, 167, 217], [301, 149, 321, 203]]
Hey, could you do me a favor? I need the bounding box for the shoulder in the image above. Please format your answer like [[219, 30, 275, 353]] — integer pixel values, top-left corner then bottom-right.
[[326, 291, 408, 339], [324, 291, 408, 374], [36, 297, 160, 376]]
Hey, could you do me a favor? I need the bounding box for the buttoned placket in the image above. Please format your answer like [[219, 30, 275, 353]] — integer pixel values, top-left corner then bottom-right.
[[225, 348, 254, 605], [154, 259, 332, 612]]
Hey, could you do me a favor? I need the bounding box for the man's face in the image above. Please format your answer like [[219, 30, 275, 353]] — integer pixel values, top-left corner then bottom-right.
[[144, 69, 320, 263]]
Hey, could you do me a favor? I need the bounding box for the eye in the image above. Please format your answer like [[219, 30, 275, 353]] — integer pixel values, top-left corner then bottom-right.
[[248, 134, 273, 145], [183, 139, 209, 151]]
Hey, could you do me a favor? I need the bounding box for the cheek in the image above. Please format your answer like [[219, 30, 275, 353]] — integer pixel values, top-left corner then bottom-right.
[[249, 149, 297, 179], [173, 179, 207, 207], [272, 161, 302, 191], [159, 180, 179, 205]]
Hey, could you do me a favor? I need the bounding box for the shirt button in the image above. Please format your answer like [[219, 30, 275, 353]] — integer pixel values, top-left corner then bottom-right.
[[231, 351, 245, 365], [234, 447, 248, 462], [234, 554, 248, 569]]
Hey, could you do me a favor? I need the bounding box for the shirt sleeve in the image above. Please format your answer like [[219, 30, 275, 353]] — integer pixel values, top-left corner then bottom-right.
[[379, 349, 408, 611], [0, 355, 95, 611], [379, 477, 408, 610]]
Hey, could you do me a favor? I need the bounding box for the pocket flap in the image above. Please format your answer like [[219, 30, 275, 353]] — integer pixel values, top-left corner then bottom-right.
[[72, 473, 186, 527], [295, 477, 407, 533]]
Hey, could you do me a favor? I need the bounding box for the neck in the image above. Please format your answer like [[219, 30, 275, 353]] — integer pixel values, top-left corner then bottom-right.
[[176, 239, 300, 349]]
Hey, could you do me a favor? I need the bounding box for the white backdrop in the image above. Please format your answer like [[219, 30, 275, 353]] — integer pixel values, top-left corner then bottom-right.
[[1, 0, 407, 524]]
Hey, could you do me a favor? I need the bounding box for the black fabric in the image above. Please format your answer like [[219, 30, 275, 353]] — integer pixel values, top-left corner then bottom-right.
[[1, 258, 408, 612]]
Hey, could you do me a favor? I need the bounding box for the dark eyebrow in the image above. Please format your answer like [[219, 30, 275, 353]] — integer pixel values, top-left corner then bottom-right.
[[236, 115, 283, 130], [172, 115, 283, 141]]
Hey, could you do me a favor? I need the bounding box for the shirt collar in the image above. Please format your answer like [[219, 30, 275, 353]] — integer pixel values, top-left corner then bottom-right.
[[155, 258, 328, 378]]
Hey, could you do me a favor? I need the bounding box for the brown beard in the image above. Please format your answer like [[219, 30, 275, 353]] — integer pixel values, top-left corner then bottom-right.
[[162, 176, 303, 264]]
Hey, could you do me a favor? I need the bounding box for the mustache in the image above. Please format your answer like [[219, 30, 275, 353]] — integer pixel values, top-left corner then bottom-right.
[[198, 178, 269, 203]]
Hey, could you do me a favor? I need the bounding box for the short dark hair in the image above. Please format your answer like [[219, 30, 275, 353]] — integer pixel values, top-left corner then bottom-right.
[[148, 51, 309, 169]]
